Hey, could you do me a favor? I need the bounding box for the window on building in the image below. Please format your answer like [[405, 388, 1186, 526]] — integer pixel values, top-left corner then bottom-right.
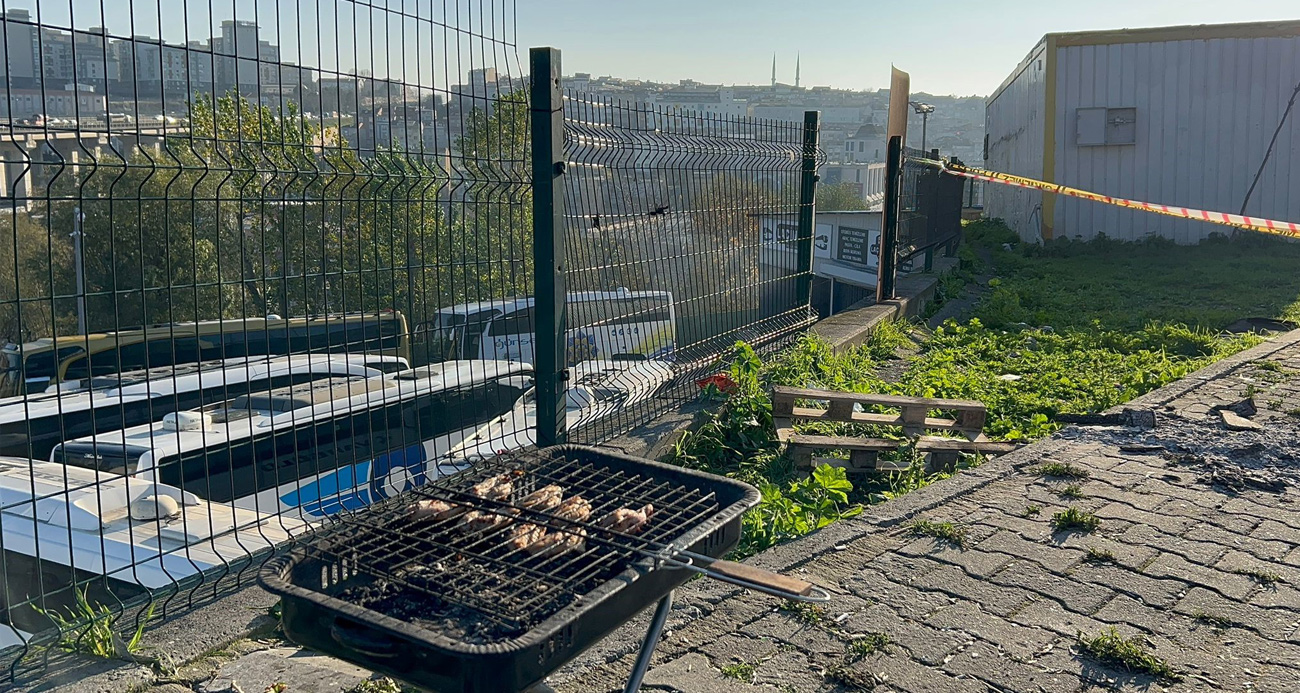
[[1076, 107, 1137, 146]]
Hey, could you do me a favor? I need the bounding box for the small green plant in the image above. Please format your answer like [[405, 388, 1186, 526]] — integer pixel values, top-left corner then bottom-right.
[[36, 588, 154, 658], [1058, 483, 1086, 500], [1286, 408, 1300, 418], [1190, 610, 1238, 631], [1256, 360, 1285, 372], [908, 519, 969, 548], [348, 679, 404, 693], [264, 684, 289, 693], [720, 661, 756, 682], [1021, 504, 1042, 517], [1083, 546, 1117, 564], [1038, 462, 1090, 479], [848, 632, 891, 658], [1234, 567, 1283, 585], [1076, 628, 1182, 682], [739, 464, 862, 558], [779, 600, 827, 625], [1052, 507, 1101, 533]]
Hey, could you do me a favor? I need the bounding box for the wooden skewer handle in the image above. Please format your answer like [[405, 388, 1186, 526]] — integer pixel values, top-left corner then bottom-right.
[[704, 560, 815, 597]]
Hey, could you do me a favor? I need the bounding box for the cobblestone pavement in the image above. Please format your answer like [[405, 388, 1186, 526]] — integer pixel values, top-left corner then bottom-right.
[[549, 331, 1300, 693]]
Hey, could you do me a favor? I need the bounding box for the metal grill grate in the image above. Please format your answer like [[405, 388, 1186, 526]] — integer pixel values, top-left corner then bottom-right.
[[303, 449, 721, 639]]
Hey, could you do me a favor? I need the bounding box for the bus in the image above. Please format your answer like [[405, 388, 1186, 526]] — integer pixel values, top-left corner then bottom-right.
[[51, 361, 533, 519], [422, 290, 675, 366], [0, 354, 401, 461], [0, 457, 301, 647], [0, 311, 410, 397]]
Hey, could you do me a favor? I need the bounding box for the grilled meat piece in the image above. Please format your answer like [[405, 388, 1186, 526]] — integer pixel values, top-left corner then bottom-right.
[[506, 523, 548, 551], [518, 484, 564, 512], [526, 528, 587, 558], [597, 504, 654, 534], [553, 496, 593, 523], [469, 472, 520, 501], [461, 509, 515, 534], [409, 498, 467, 522]]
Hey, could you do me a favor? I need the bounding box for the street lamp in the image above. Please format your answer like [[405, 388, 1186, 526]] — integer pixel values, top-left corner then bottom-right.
[[908, 101, 935, 152]]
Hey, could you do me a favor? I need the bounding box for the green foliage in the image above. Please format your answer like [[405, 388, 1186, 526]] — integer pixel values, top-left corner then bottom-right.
[[1051, 507, 1101, 533], [863, 320, 913, 361], [348, 679, 404, 693], [964, 218, 1021, 248], [1076, 628, 1182, 682], [779, 601, 828, 625], [739, 464, 862, 557], [1190, 610, 1238, 631], [1058, 483, 1086, 500], [1022, 504, 1042, 517], [719, 661, 756, 682], [1038, 462, 1090, 479], [818, 181, 869, 212], [848, 632, 891, 657], [36, 588, 153, 658], [1234, 567, 1283, 585], [1083, 547, 1117, 564], [907, 519, 968, 548]]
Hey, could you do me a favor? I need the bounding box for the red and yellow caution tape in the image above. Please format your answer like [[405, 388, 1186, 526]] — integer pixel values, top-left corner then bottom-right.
[[918, 158, 1300, 240]]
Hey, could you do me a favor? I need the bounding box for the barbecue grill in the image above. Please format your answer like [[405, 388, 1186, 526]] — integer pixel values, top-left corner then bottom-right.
[[261, 445, 827, 692]]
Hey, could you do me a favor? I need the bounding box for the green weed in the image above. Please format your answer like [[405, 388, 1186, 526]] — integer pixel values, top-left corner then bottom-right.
[[1022, 504, 1042, 517], [1051, 507, 1101, 533], [1058, 483, 1086, 499], [1083, 547, 1117, 564], [36, 588, 154, 658], [779, 601, 827, 625], [738, 464, 862, 558], [908, 519, 968, 548], [1190, 610, 1238, 631], [347, 679, 404, 693], [720, 661, 756, 682], [848, 632, 891, 658], [1234, 567, 1283, 585], [1038, 462, 1090, 479], [1076, 628, 1182, 682]]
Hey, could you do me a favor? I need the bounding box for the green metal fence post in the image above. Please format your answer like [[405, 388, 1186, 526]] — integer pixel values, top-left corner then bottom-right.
[[877, 135, 903, 302], [530, 47, 568, 447], [796, 111, 820, 306]]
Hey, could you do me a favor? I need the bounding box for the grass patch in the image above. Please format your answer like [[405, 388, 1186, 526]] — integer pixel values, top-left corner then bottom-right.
[[1058, 483, 1086, 499], [36, 588, 154, 658], [1190, 610, 1239, 631], [1022, 504, 1042, 517], [1051, 507, 1101, 533], [1083, 546, 1117, 564], [848, 632, 891, 658], [1077, 628, 1182, 682], [720, 661, 756, 682], [1038, 462, 1090, 479], [780, 600, 828, 625], [1234, 567, 1283, 585], [908, 519, 969, 548]]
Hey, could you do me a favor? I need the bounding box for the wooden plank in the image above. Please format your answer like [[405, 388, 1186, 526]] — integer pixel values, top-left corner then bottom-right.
[[786, 406, 962, 431], [772, 385, 987, 412], [771, 391, 796, 417], [957, 408, 987, 433], [915, 436, 1019, 453], [826, 399, 855, 420], [787, 434, 901, 451]]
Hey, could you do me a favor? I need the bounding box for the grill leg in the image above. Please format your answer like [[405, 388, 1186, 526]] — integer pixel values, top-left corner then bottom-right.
[[622, 591, 674, 693]]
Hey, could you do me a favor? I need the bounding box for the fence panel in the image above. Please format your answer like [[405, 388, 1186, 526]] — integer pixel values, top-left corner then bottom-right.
[[0, 0, 529, 680], [559, 95, 819, 444], [899, 145, 963, 263]]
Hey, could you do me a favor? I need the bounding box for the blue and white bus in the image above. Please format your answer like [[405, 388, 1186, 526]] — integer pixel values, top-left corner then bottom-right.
[[422, 289, 675, 366], [50, 361, 532, 519]]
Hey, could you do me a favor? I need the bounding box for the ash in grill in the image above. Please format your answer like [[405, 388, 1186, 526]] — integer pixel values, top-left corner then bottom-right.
[[305, 449, 721, 642]]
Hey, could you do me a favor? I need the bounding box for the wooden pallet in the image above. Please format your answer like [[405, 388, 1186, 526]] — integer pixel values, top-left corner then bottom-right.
[[772, 385, 1018, 473]]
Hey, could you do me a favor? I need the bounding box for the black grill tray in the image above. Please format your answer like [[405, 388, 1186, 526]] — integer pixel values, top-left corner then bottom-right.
[[260, 445, 759, 693]]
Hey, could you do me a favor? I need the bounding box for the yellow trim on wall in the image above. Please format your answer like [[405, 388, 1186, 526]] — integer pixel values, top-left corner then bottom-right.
[[1041, 34, 1057, 241]]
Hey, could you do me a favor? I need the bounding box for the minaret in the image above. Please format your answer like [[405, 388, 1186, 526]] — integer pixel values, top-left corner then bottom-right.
[[795, 53, 801, 88], [771, 54, 777, 87]]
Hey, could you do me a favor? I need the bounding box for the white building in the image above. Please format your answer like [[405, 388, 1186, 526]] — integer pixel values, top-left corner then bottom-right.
[[985, 20, 1300, 244], [844, 123, 884, 163]]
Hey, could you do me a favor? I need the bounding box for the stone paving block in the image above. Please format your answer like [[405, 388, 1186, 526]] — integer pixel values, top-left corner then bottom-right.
[[834, 651, 986, 693], [694, 632, 782, 670], [841, 602, 967, 666], [894, 536, 1014, 578], [1156, 496, 1262, 535], [1070, 481, 1171, 512], [1251, 518, 1300, 546], [1008, 598, 1114, 640], [965, 507, 1057, 542], [976, 528, 1085, 574], [1219, 496, 1300, 530], [989, 560, 1116, 615], [1245, 581, 1300, 611], [922, 600, 1056, 661], [195, 647, 372, 693], [740, 612, 846, 655], [865, 551, 944, 588], [1172, 586, 1300, 642], [1183, 522, 1294, 561], [750, 647, 839, 691], [1118, 523, 1230, 565], [642, 652, 783, 693], [912, 565, 1035, 617], [1055, 533, 1160, 569], [1215, 549, 1300, 589], [1068, 562, 1188, 609], [841, 572, 955, 621], [938, 638, 1082, 693], [1142, 553, 1259, 601], [1092, 501, 1189, 535]]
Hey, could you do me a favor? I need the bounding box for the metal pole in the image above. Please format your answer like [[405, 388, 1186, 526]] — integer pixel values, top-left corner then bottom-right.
[[72, 207, 87, 335], [876, 135, 902, 303], [796, 111, 820, 307], [623, 592, 674, 693], [530, 47, 568, 448], [920, 112, 928, 152]]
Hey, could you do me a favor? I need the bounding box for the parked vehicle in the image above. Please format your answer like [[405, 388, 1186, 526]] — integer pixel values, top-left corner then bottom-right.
[[0, 354, 400, 462], [0, 457, 302, 646], [422, 289, 675, 366], [52, 361, 533, 518], [438, 357, 673, 474]]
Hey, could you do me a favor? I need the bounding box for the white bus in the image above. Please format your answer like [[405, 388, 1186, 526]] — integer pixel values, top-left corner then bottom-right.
[[0, 354, 402, 461], [0, 457, 301, 646], [51, 361, 532, 519], [423, 289, 676, 366]]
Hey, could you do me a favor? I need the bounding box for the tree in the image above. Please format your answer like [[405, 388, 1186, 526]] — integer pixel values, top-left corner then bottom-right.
[[818, 181, 868, 212]]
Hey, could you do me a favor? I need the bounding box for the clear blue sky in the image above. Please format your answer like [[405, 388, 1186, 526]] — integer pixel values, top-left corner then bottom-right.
[[515, 0, 1299, 96]]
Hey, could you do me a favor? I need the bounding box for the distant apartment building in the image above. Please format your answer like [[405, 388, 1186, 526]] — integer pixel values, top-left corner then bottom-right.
[[985, 20, 1300, 243], [844, 123, 884, 163]]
